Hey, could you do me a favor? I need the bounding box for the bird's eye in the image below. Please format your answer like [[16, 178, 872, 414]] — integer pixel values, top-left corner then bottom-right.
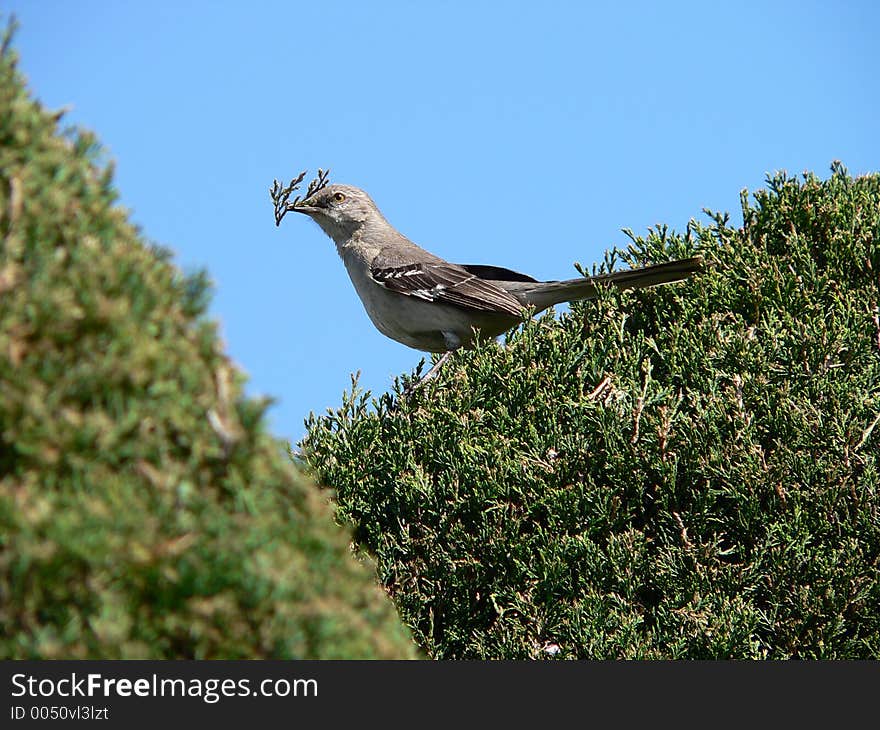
[[333, 192, 346, 203]]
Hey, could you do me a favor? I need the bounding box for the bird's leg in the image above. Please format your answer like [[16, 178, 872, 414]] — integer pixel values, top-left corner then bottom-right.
[[419, 350, 453, 386], [398, 350, 453, 402]]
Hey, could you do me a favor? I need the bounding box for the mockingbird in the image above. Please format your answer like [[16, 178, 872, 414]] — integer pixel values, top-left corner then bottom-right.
[[292, 184, 701, 383]]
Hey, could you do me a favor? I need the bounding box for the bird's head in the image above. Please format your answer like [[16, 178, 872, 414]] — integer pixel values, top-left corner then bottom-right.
[[292, 184, 382, 244]]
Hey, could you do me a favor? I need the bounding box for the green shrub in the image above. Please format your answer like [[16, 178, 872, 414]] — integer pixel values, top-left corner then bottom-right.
[[302, 162, 880, 658], [0, 28, 415, 659]]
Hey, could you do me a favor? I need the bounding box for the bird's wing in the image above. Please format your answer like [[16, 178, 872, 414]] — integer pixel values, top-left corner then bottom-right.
[[457, 264, 539, 283], [370, 257, 525, 318]]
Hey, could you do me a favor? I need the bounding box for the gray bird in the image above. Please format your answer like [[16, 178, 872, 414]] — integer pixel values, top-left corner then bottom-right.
[[292, 184, 701, 381]]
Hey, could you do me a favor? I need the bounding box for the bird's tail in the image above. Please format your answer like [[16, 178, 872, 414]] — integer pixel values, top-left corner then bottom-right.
[[511, 256, 703, 312]]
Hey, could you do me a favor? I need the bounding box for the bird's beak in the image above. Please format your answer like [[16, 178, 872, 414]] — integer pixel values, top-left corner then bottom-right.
[[288, 201, 321, 216]]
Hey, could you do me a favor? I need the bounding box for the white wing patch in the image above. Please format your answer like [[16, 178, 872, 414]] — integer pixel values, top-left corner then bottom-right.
[[410, 283, 449, 301]]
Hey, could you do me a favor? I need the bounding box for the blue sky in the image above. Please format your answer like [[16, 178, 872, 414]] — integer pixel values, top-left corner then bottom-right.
[[8, 1, 878, 443]]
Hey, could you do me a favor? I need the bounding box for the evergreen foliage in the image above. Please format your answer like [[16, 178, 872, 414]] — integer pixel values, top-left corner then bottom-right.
[[303, 163, 880, 658], [0, 27, 415, 659]]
